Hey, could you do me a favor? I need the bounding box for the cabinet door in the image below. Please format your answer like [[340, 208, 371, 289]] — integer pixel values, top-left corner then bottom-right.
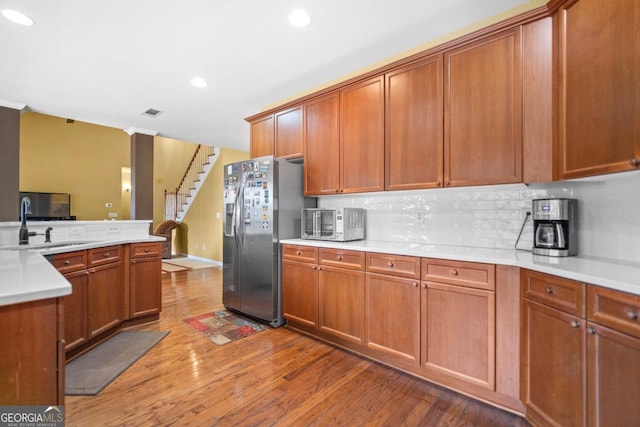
[[64, 269, 88, 351], [558, 0, 640, 178], [282, 260, 318, 328], [340, 76, 385, 193], [88, 261, 124, 338], [444, 28, 522, 187], [130, 256, 162, 318], [275, 106, 303, 159], [250, 115, 274, 158], [587, 322, 640, 427], [304, 93, 341, 195], [521, 299, 586, 427], [386, 55, 444, 190], [422, 282, 495, 390], [366, 273, 420, 364], [318, 265, 365, 344]]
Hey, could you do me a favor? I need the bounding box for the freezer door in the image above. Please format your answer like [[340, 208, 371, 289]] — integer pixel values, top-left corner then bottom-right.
[[236, 158, 278, 323], [222, 164, 241, 311]]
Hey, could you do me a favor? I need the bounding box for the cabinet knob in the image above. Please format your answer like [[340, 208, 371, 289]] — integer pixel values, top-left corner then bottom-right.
[[64, 260, 70, 265], [588, 327, 597, 335], [630, 158, 640, 167], [312, 265, 317, 270], [570, 320, 581, 328], [627, 311, 639, 320], [412, 282, 418, 288], [144, 248, 149, 253], [445, 181, 451, 186], [104, 252, 110, 257], [546, 287, 554, 295], [451, 269, 458, 276], [337, 255, 342, 261], [296, 251, 301, 256], [436, 181, 442, 187], [387, 261, 394, 268]]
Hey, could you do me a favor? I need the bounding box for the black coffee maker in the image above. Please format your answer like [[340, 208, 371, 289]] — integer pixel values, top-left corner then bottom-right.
[[532, 198, 578, 257]]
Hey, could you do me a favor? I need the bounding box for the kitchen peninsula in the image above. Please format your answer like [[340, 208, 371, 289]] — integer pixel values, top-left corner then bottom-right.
[[0, 220, 164, 406]]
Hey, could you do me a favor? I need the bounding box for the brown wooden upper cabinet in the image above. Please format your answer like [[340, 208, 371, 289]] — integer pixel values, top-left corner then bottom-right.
[[274, 106, 303, 159], [557, 0, 640, 179], [340, 76, 385, 193], [304, 92, 341, 195], [249, 114, 274, 158], [385, 54, 444, 190], [444, 27, 522, 187], [304, 77, 385, 195]]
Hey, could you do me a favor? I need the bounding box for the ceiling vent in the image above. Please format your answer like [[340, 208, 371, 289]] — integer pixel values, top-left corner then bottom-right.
[[142, 108, 163, 118]]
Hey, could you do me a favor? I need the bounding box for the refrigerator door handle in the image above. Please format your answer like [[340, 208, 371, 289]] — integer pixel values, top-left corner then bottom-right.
[[235, 181, 246, 249]]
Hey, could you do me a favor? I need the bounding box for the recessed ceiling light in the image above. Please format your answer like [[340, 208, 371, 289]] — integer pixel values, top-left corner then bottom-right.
[[289, 9, 311, 27], [2, 9, 35, 26], [191, 77, 208, 88]]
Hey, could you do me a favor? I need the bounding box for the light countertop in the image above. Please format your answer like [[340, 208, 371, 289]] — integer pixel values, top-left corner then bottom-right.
[[0, 236, 164, 307], [281, 239, 640, 296]]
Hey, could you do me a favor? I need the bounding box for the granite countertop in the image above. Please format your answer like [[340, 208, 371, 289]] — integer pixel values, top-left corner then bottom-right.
[[0, 236, 164, 307], [281, 238, 640, 296]]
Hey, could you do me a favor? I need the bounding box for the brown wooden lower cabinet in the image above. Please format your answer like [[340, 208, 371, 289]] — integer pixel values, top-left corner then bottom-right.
[[366, 273, 420, 365], [422, 281, 496, 390], [129, 242, 163, 318], [282, 244, 521, 413], [521, 298, 587, 427], [0, 298, 64, 405], [318, 265, 365, 344], [521, 270, 640, 427], [51, 242, 161, 358]]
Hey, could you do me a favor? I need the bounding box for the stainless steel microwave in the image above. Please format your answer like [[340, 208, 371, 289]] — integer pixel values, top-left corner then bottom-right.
[[301, 208, 365, 242]]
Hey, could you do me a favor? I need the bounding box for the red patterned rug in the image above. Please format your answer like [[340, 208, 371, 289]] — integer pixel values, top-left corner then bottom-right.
[[182, 310, 266, 345]]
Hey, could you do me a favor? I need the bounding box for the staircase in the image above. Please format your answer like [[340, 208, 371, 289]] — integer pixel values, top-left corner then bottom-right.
[[165, 145, 220, 222]]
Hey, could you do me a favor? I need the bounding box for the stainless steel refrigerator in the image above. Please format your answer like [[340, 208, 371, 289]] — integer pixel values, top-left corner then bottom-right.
[[223, 156, 312, 327]]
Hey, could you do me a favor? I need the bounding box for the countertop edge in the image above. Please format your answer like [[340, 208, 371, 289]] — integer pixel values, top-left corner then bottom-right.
[[0, 236, 165, 307], [280, 239, 640, 296]]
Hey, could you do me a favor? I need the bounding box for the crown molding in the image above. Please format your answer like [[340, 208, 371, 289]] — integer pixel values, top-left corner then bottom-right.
[[124, 127, 158, 136], [0, 100, 27, 111]]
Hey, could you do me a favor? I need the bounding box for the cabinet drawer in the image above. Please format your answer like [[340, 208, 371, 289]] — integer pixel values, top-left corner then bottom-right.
[[521, 269, 585, 316], [130, 242, 162, 259], [421, 258, 495, 291], [319, 248, 365, 271], [366, 252, 420, 279], [50, 250, 87, 274], [588, 286, 640, 339], [88, 245, 122, 267], [282, 244, 318, 263]]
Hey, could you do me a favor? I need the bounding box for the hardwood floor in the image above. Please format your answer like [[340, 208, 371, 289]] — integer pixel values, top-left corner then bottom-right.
[[65, 267, 528, 426]]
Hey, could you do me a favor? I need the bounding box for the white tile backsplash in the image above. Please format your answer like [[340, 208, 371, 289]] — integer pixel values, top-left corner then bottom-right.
[[318, 170, 640, 263]]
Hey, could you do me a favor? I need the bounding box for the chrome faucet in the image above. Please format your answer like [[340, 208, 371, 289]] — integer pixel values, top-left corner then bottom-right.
[[19, 196, 36, 245]]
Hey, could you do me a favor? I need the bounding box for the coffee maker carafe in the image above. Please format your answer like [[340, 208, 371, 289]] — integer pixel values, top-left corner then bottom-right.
[[532, 198, 577, 257]]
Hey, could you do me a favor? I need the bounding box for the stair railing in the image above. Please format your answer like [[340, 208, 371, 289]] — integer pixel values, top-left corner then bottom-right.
[[164, 144, 216, 221]]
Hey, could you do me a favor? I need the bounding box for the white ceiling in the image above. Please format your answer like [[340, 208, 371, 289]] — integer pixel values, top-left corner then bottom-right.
[[0, 0, 533, 152]]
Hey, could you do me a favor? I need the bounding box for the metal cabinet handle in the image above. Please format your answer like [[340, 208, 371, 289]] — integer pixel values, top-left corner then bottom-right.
[[296, 251, 301, 256], [64, 260, 70, 265], [337, 255, 342, 261], [627, 311, 639, 320], [570, 320, 581, 328], [144, 248, 149, 253], [546, 287, 554, 295], [388, 261, 394, 268], [588, 327, 597, 335], [630, 158, 640, 167], [451, 269, 458, 276], [412, 282, 418, 288]]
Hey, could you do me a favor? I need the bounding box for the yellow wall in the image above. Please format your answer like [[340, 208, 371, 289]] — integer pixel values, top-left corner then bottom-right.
[[20, 112, 199, 235], [20, 112, 130, 220], [180, 148, 248, 262]]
